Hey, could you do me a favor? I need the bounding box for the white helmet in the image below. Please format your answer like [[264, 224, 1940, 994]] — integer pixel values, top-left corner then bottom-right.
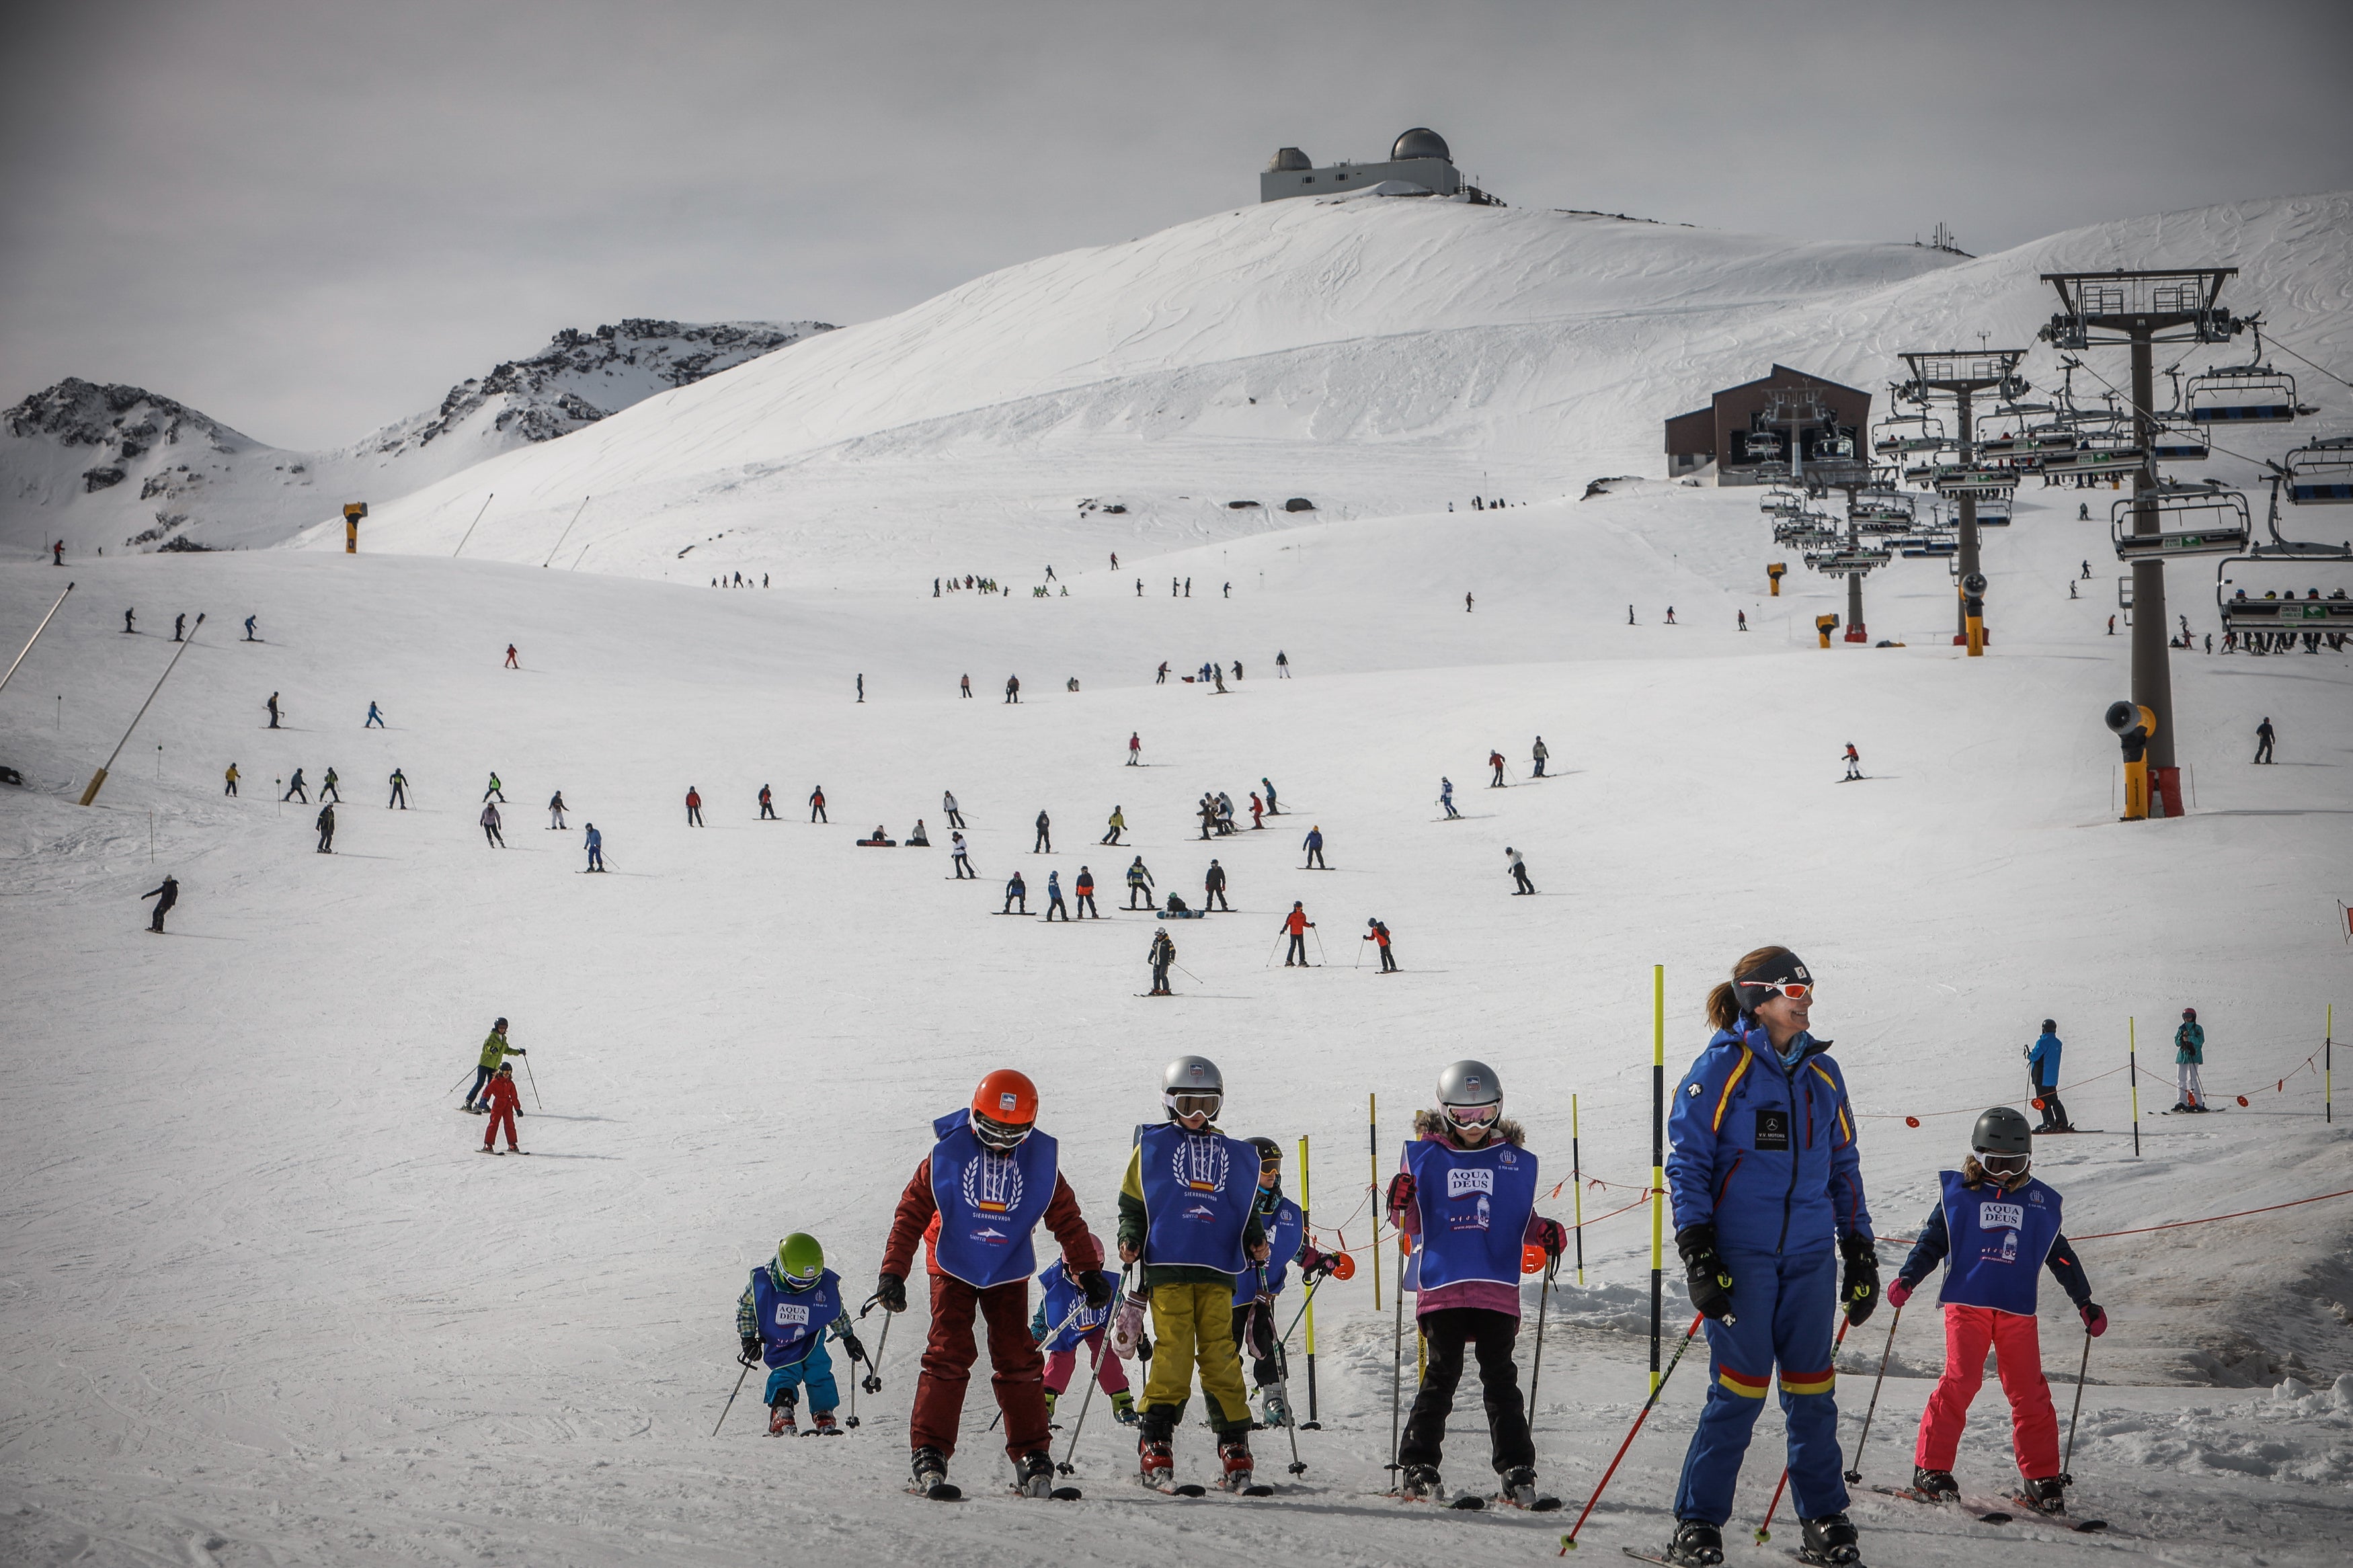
[[1162, 1055, 1223, 1122], [1437, 1059, 1503, 1133]]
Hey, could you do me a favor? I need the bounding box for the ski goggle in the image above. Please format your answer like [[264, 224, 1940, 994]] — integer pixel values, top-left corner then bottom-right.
[[973, 1111, 1033, 1151], [1979, 1151, 2030, 1178], [1739, 980, 1812, 1001], [1443, 1102, 1501, 1130], [1164, 1091, 1222, 1121]]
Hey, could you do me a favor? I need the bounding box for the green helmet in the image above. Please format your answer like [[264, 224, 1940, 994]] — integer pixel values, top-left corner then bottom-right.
[[776, 1233, 824, 1285]]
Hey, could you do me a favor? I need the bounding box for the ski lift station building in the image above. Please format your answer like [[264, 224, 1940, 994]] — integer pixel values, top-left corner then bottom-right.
[[1663, 365, 1874, 485], [1261, 128, 1468, 202]]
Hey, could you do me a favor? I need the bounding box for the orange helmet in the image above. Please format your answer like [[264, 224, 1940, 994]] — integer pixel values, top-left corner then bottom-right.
[[971, 1069, 1039, 1149]]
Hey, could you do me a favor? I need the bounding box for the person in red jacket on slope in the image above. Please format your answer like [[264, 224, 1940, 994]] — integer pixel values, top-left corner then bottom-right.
[[478, 1064, 526, 1155]]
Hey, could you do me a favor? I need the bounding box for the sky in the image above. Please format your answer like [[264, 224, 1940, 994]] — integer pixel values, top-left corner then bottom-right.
[[4, 0, 2349, 450]]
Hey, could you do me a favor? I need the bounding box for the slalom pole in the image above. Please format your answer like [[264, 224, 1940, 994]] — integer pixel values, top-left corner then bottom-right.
[[522, 1052, 543, 1110], [1841, 1305, 1904, 1482], [1558, 1313, 1706, 1553], [1299, 1133, 1320, 1425], [2059, 1327, 2093, 1487], [1650, 964, 1665, 1394], [0, 581, 73, 694], [1756, 1315, 1848, 1542], [79, 613, 204, 806], [1368, 1094, 1382, 1312], [713, 1358, 754, 1437], [1571, 1092, 1585, 1286], [2129, 1018, 2141, 1159]]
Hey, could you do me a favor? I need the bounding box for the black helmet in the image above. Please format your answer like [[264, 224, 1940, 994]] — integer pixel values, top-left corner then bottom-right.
[[1970, 1105, 2032, 1157], [493, 1016, 509, 1029], [1248, 1136, 1283, 1165], [2042, 1019, 2057, 1032]]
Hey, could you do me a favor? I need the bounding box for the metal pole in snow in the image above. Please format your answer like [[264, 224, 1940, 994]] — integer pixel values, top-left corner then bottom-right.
[[2129, 1019, 2141, 1158], [0, 581, 73, 693], [1650, 964, 1665, 1394], [451, 493, 495, 559], [543, 495, 591, 568], [80, 614, 203, 806]]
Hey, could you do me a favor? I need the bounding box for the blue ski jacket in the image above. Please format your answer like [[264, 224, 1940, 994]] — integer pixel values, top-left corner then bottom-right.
[[1665, 1022, 1871, 1252], [2026, 1030, 2062, 1084]]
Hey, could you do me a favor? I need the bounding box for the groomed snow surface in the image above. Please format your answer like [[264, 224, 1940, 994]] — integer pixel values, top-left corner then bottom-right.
[[5, 469, 2350, 1565]]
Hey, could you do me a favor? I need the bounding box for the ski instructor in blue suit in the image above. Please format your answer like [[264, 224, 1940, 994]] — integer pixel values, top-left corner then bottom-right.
[[1658, 946, 1878, 1568]]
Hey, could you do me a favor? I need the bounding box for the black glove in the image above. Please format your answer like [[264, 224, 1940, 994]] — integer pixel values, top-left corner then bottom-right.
[[1840, 1234, 1881, 1327], [1079, 1268, 1115, 1309], [840, 1331, 868, 1364], [876, 1272, 908, 1313], [1676, 1224, 1737, 1325], [739, 1335, 761, 1366]]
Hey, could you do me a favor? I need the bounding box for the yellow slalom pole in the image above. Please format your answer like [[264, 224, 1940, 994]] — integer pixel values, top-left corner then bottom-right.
[[1300, 1132, 1318, 1425], [1572, 1092, 1586, 1287], [2128, 1018, 2141, 1159], [1651, 963, 1666, 1397], [1368, 1093, 1381, 1313]]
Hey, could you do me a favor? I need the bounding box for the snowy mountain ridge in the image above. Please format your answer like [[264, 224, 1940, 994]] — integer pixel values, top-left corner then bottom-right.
[[1, 317, 832, 555]]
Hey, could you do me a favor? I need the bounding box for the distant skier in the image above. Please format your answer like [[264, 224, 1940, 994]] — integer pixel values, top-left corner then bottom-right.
[[243, 615, 257, 641], [1365, 917, 1396, 973], [365, 701, 385, 728], [1204, 859, 1229, 911], [2254, 717, 2274, 764], [1666, 606, 1677, 624], [283, 768, 309, 804], [223, 764, 239, 798], [1490, 750, 1507, 788], [2107, 615, 2115, 635], [1003, 871, 1028, 915], [1506, 846, 1535, 895], [319, 767, 340, 803], [1126, 856, 1156, 909], [584, 823, 604, 871], [480, 802, 505, 848], [1843, 744, 1862, 781], [483, 773, 505, 803], [1466, 592, 1474, 613], [1628, 605, 1636, 625], [1074, 865, 1099, 918], [1301, 825, 1324, 870], [388, 768, 408, 809], [1440, 778, 1459, 818], [1005, 674, 1021, 704], [686, 786, 704, 826], [2080, 558, 2091, 577], [1148, 928, 1176, 994], [1739, 610, 1749, 630], [123, 608, 135, 634], [1110, 552, 1119, 571], [463, 1018, 524, 1111], [504, 644, 518, 669], [1249, 792, 1265, 829], [1275, 652, 1289, 679], [960, 674, 971, 698], [1034, 810, 1051, 854], [266, 692, 280, 729], [943, 790, 965, 829], [477, 1063, 524, 1154], [1129, 732, 1142, 766], [315, 802, 336, 854], [1280, 902, 1314, 967], [1531, 737, 1549, 777], [856, 673, 865, 704], [1102, 807, 1125, 845], [809, 786, 827, 823], [2025, 1020, 2070, 1132], [141, 874, 178, 933], [951, 831, 975, 878], [1156, 661, 1169, 684], [1045, 870, 1069, 922], [52, 539, 63, 565], [2173, 1008, 2205, 1112], [1261, 777, 1279, 815], [173, 612, 186, 642], [752, 783, 773, 821]]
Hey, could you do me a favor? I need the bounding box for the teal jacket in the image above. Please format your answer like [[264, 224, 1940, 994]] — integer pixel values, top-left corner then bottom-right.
[[2175, 1022, 2204, 1064]]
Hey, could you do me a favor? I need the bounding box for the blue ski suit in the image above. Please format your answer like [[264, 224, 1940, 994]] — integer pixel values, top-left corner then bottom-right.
[[1665, 1022, 1872, 1528]]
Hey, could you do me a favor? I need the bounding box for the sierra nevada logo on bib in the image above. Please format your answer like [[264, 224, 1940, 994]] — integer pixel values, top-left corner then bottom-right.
[[1172, 1132, 1229, 1197], [963, 1149, 1024, 1220]]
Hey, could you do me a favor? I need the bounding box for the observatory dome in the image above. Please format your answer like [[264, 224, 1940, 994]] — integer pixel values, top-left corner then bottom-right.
[[1390, 128, 1451, 163], [1268, 147, 1312, 172]]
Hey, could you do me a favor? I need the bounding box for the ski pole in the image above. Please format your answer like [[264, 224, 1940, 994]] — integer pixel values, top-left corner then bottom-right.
[[1174, 962, 1202, 984], [447, 1066, 477, 1099], [1527, 1252, 1557, 1421], [1756, 1315, 1848, 1542], [990, 1291, 1097, 1432], [1056, 1322, 1105, 1474], [1254, 1264, 1307, 1475], [521, 1051, 543, 1110], [1842, 1305, 1904, 1483], [857, 1294, 895, 1393], [1558, 1313, 1705, 1553], [1265, 934, 1283, 969], [713, 1357, 754, 1437], [1310, 927, 1326, 965], [2059, 1325, 2092, 1487], [1388, 1228, 1406, 1485]]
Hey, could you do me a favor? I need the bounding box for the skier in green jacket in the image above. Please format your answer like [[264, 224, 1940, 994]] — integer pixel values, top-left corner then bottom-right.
[[465, 1017, 526, 1112]]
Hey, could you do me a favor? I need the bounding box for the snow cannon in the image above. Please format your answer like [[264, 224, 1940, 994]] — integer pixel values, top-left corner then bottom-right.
[[343, 501, 366, 554], [1767, 561, 1787, 597], [2104, 700, 2157, 821], [1814, 612, 1841, 649], [1962, 571, 1988, 657]]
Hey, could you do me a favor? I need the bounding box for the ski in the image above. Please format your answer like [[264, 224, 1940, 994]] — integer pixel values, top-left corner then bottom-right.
[[1873, 1483, 2009, 1523], [1618, 1551, 1679, 1567], [1008, 1483, 1084, 1500], [2003, 1495, 2107, 1533], [1791, 1553, 1867, 1568], [1492, 1493, 1564, 1512], [2030, 1128, 2104, 1135]]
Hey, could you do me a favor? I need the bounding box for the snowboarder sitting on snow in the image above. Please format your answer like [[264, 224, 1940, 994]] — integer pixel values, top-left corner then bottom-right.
[[877, 1071, 1107, 1497], [1164, 891, 1190, 915], [1119, 1057, 1270, 1491], [465, 1018, 524, 1112], [1232, 1137, 1337, 1428], [1886, 1107, 2103, 1516], [477, 1063, 524, 1154], [1387, 1061, 1568, 1507], [1003, 871, 1027, 914], [739, 1233, 867, 1436], [1033, 1247, 1136, 1426]]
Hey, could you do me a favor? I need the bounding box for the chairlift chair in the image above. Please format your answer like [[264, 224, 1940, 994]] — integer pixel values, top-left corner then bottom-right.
[[2284, 436, 2353, 505], [1930, 466, 2022, 498], [1974, 497, 2012, 526], [2216, 561, 2353, 634], [2116, 575, 2133, 610], [2150, 427, 2211, 463], [2109, 483, 2251, 561]]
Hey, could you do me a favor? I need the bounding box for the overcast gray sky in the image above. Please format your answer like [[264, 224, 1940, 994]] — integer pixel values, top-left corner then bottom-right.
[[5, 0, 2348, 449]]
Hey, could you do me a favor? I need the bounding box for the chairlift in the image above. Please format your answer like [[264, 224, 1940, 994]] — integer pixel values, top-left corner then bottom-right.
[[2150, 427, 2210, 463], [2284, 436, 2353, 505], [2109, 483, 2251, 561], [2116, 575, 2132, 610], [1974, 496, 2012, 526], [2038, 444, 2148, 479], [1930, 466, 2020, 498], [1976, 432, 2078, 463], [1739, 429, 1786, 459], [2186, 324, 2299, 424], [1804, 547, 1890, 577], [2216, 554, 2353, 634], [1809, 432, 1857, 462], [1899, 538, 1957, 558]]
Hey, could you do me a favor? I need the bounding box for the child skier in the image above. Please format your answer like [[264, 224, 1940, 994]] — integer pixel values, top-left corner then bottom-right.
[[1843, 744, 1862, 781], [877, 1070, 1107, 1499], [1033, 1247, 1136, 1426], [477, 1063, 525, 1154], [1439, 778, 1459, 818], [737, 1233, 868, 1436], [465, 1018, 524, 1112], [1232, 1137, 1337, 1428], [1886, 1106, 2105, 1516], [1117, 1056, 1271, 1491], [1386, 1061, 1568, 1507]]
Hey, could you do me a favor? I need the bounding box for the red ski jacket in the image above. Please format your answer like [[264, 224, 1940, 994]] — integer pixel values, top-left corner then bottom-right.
[[479, 1076, 521, 1115]]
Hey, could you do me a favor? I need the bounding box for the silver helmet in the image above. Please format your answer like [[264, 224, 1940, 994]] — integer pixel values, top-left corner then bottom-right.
[[1162, 1055, 1224, 1122], [1437, 1059, 1503, 1132]]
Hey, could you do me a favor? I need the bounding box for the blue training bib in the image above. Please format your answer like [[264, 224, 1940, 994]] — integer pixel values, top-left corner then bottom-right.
[[1235, 1195, 1305, 1305], [1936, 1170, 2061, 1316], [1138, 1124, 1259, 1275], [930, 1110, 1060, 1289], [1404, 1138, 1538, 1291], [750, 1266, 841, 1368], [1037, 1260, 1110, 1350]]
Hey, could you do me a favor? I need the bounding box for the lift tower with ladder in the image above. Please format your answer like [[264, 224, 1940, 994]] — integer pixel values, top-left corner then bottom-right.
[[1897, 349, 2030, 653], [2040, 269, 2248, 819]]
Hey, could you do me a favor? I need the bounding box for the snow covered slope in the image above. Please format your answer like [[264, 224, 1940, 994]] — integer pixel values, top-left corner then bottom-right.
[[3, 459, 2347, 1565], [1, 319, 831, 556], [324, 192, 2353, 587]]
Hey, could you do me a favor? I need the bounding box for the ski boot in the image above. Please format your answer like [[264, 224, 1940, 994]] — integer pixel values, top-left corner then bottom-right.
[[1215, 1436, 1255, 1493], [1110, 1389, 1140, 1426], [1663, 1518, 1724, 1567], [807, 1408, 840, 1436], [1043, 1389, 1058, 1424], [1014, 1450, 1055, 1498], [2018, 1475, 2067, 1516], [1399, 1463, 1443, 1502], [1257, 1385, 1291, 1428], [1911, 1466, 1959, 1501], [910, 1446, 953, 1498], [1797, 1512, 1861, 1567], [766, 1392, 797, 1437], [1496, 1464, 1554, 1510], [1138, 1437, 1174, 1489]]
